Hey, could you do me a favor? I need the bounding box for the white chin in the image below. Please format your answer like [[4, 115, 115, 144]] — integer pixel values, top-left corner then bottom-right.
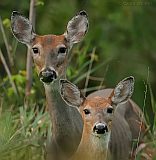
[[92, 132, 110, 139]]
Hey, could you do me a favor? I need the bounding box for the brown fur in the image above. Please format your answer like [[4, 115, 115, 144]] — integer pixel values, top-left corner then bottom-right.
[[11, 10, 89, 160], [71, 97, 113, 160], [31, 34, 68, 77], [88, 89, 147, 160]]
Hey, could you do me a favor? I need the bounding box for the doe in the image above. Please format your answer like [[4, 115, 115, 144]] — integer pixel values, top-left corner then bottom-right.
[[11, 10, 88, 160], [61, 77, 135, 160]]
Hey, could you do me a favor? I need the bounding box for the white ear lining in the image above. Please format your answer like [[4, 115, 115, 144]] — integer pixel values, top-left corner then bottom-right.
[[60, 79, 84, 107], [111, 76, 134, 105], [11, 11, 35, 45], [65, 11, 89, 44]]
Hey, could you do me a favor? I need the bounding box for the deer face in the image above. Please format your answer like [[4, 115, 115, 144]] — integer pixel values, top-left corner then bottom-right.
[[80, 97, 114, 138], [60, 77, 134, 140], [11, 11, 89, 84], [31, 34, 68, 83]]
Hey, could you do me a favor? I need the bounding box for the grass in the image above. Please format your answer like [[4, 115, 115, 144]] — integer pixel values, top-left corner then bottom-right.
[[0, 103, 51, 160]]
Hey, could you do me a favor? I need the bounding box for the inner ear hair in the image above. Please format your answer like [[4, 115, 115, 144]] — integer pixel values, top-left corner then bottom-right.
[[11, 11, 36, 45], [65, 10, 89, 44], [60, 79, 83, 106], [108, 90, 115, 103]]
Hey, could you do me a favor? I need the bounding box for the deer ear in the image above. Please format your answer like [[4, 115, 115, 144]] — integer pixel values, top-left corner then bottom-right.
[[65, 10, 89, 44], [111, 76, 134, 105], [11, 11, 36, 45], [60, 79, 84, 107]]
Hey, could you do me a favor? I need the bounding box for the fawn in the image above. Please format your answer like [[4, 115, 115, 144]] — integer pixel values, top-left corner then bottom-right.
[[60, 77, 144, 160]]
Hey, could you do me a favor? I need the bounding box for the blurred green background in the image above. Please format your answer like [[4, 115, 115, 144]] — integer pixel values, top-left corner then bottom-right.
[[0, 0, 156, 159]]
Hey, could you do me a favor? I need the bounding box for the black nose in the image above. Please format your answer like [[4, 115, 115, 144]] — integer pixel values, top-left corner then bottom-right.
[[39, 68, 57, 83], [93, 123, 108, 134]]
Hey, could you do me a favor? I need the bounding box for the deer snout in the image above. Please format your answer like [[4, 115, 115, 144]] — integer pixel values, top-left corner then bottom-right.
[[93, 123, 108, 134], [39, 68, 57, 84]]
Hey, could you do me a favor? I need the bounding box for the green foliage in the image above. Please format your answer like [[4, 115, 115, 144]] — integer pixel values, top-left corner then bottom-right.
[[0, 105, 50, 160], [149, 84, 156, 134], [36, 0, 44, 6], [2, 18, 10, 28]]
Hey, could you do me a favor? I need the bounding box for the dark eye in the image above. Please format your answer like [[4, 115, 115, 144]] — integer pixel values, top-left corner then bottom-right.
[[58, 47, 67, 54], [107, 107, 113, 114], [32, 47, 39, 54], [83, 109, 90, 115]]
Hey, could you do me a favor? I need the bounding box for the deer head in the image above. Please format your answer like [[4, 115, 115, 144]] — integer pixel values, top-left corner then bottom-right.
[[60, 77, 134, 141], [11, 11, 89, 84]]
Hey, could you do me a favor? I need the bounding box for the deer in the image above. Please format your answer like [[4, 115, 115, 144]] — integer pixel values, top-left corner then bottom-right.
[[11, 10, 89, 160], [11, 11, 146, 160], [60, 76, 137, 160]]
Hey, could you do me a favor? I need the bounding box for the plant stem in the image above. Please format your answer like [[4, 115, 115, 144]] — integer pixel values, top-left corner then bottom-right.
[[25, 0, 36, 97], [0, 49, 18, 95], [84, 48, 96, 96], [0, 16, 14, 67]]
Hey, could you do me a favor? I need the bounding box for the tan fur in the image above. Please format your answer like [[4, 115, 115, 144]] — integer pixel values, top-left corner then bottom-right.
[[11, 11, 89, 160], [71, 97, 113, 160], [88, 89, 147, 160], [31, 34, 68, 76]]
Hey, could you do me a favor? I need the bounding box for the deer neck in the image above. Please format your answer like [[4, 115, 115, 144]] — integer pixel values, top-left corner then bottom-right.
[[44, 78, 67, 128], [44, 78, 83, 158], [73, 125, 111, 160]]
